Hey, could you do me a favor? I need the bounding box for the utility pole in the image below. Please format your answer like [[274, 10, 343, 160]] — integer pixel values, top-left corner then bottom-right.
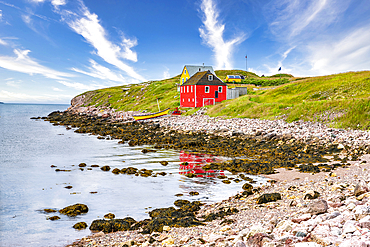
[[245, 55, 248, 72]]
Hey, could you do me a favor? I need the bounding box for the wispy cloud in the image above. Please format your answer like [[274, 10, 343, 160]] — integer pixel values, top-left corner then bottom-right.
[[0, 38, 7, 45], [57, 80, 105, 91], [56, 1, 145, 81], [199, 0, 246, 69], [0, 49, 74, 80], [5, 78, 22, 88], [308, 25, 370, 75], [71, 59, 137, 83], [162, 67, 170, 79]]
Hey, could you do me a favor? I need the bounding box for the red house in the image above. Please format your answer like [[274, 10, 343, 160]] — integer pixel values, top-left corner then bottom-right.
[[180, 70, 227, 107]]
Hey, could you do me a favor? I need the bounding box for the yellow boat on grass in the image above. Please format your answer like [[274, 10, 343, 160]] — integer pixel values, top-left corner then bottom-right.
[[132, 108, 170, 121]]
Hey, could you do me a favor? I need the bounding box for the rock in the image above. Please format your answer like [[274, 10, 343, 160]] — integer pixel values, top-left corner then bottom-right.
[[162, 236, 174, 245], [294, 243, 322, 247], [221, 225, 231, 232], [357, 192, 370, 200], [89, 217, 136, 233], [174, 199, 190, 207], [342, 220, 358, 234], [234, 240, 246, 247], [308, 199, 328, 215], [44, 209, 57, 213], [354, 205, 370, 220], [304, 190, 320, 200], [104, 213, 115, 219], [112, 168, 120, 174], [100, 165, 111, 171], [256, 193, 281, 204], [246, 224, 267, 238], [189, 191, 199, 196], [246, 233, 271, 247], [292, 214, 311, 223], [160, 161, 168, 166], [48, 216, 60, 221], [64, 186, 73, 189], [354, 180, 369, 197], [337, 143, 345, 149], [78, 163, 87, 167], [73, 222, 88, 230], [59, 203, 89, 217], [276, 220, 294, 232], [162, 225, 170, 231]]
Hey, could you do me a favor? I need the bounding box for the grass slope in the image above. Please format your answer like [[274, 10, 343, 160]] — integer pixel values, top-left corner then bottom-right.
[[78, 70, 370, 130]]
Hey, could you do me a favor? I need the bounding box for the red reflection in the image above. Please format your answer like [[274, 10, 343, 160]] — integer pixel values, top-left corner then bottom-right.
[[179, 151, 224, 178]]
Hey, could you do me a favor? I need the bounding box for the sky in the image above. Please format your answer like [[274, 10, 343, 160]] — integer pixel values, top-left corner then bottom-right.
[[0, 0, 369, 104]]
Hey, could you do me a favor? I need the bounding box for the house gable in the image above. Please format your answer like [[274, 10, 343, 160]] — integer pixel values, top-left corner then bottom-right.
[[180, 65, 215, 85]]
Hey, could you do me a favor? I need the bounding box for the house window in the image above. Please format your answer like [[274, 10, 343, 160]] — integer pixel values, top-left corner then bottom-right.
[[191, 86, 193, 92], [187, 86, 189, 93], [208, 75, 213, 81], [188, 98, 190, 102], [205, 86, 210, 93], [184, 69, 187, 74], [182, 78, 184, 84], [218, 86, 222, 93], [192, 98, 194, 102]]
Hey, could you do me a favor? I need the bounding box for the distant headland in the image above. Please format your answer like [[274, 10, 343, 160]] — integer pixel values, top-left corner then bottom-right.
[[0, 102, 4, 104]]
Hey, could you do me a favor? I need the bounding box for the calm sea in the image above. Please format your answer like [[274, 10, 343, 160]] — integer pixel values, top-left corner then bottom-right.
[[0, 104, 265, 247]]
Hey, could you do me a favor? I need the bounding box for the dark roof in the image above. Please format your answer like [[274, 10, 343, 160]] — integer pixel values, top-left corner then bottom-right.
[[181, 71, 227, 86], [184, 65, 214, 77]]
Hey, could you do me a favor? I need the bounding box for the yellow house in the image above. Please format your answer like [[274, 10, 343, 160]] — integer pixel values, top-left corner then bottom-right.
[[225, 75, 242, 83], [180, 65, 215, 85]]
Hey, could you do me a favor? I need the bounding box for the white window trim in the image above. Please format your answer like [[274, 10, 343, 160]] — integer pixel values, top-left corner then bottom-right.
[[191, 86, 193, 93], [187, 86, 189, 93], [218, 86, 222, 93], [208, 75, 213, 81], [205, 86, 210, 93]]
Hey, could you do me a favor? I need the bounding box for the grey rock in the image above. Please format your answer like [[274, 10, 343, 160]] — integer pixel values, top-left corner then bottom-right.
[[308, 199, 328, 215], [354, 180, 369, 197]]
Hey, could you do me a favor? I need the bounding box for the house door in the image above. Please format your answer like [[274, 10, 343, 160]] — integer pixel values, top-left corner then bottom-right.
[[215, 91, 218, 98]]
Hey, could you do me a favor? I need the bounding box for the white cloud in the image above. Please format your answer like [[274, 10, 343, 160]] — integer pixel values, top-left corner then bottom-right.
[[0, 90, 72, 103], [51, 0, 66, 7], [71, 59, 137, 83], [162, 67, 170, 79], [56, 2, 145, 81], [57, 80, 104, 91], [0, 49, 74, 80], [199, 0, 246, 69], [52, 87, 63, 91], [308, 25, 370, 75], [0, 38, 7, 45], [22, 14, 32, 24], [0, 9, 3, 20], [6, 79, 21, 88]]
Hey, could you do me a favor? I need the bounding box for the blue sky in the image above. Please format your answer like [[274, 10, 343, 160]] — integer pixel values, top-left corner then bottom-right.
[[0, 0, 369, 103]]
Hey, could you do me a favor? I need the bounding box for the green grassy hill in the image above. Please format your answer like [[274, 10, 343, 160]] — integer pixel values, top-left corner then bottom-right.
[[76, 70, 370, 130]]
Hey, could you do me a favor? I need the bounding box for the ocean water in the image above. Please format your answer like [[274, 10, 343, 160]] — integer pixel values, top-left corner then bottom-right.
[[0, 104, 265, 247]]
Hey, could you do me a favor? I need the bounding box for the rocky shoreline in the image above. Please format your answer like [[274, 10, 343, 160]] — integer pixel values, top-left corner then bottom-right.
[[49, 105, 370, 247]]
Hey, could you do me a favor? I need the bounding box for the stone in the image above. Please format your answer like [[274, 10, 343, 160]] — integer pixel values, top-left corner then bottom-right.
[[275, 220, 294, 232], [163, 225, 170, 231], [256, 193, 281, 204], [354, 180, 369, 197], [73, 222, 88, 230], [162, 236, 174, 245], [44, 209, 57, 213], [234, 241, 246, 247], [292, 214, 311, 223], [308, 199, 328, 215], [100, 165, 110, 171], [104, 213, 115, 219], [59, 203, 88, 217], [357, 192, 370, 200], [294, 243, 322, 247], [160, 161, 168, 166], [48, 216, 60, 221], [354, 205, 370, 220], [342, 220, 358, 234], [246, 224, 267, 238], [78, 163, 87, 167], [304, 190, 320, 200]]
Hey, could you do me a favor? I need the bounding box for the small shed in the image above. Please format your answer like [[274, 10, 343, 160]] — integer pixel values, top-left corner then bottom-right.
[[180, 70, 227, 107]]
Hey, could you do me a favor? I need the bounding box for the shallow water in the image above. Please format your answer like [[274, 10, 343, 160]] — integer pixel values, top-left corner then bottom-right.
[[0, 104, 266, 247]]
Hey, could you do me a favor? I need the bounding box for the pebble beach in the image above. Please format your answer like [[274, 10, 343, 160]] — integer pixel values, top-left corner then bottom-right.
[[65, 105, 370, 247]]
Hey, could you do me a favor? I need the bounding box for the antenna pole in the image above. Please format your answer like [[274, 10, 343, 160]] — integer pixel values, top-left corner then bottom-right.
[[245, 55, 248, 72]]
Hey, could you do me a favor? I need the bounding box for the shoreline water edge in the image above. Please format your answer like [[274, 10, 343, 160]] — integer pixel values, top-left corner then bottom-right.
[[43, 103, 370, 247]]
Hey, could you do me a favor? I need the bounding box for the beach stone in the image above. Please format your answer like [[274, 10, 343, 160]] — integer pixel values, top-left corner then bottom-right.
[[207, 233, 224, 242], [78, 163, 87, 167], [112, 168, 120, 174], [44, 208, 57, 213], [159, 161, 168, 166], [246, 233, 271, 247], [59, 203, 88, 217], [162, 225, 170, 231], [354, 180, 369, 197], [234, 240, 246, 247], [308, 199, 328, 215], [304, 190, 320, 200], [275, 220, 294, 232], [48, 216, 60, 221], [242, 183, 253, 195], [73, 222, 88, 230], [342, 220, 358, 234], [292, 214, 311, 223], [100, 165, 110, 171], [256, 193, 281, 204], [357, 192, 370, 200], [104, 213, 115, 219], [354, 205, 370, 220], [246, 224, 267, 238], [162, 236, 174, 245]]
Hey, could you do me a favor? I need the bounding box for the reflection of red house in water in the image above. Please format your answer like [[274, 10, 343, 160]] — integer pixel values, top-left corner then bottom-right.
[[179, 151, 224, 178]]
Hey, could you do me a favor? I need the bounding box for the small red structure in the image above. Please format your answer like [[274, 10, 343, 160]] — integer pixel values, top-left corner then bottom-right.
[[180, 70, 227, 107]]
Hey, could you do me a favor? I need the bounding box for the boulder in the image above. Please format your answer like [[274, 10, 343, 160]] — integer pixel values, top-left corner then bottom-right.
[[308, 199, 328, 215], [256, 193, 281, 204], [73, 222, 88, 230], [354, 180, 369, 197], [59, 203, 89, 217], [304, 190, 320, 200], [104, 213, 115, 219], [100, 166, 110, 171]]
